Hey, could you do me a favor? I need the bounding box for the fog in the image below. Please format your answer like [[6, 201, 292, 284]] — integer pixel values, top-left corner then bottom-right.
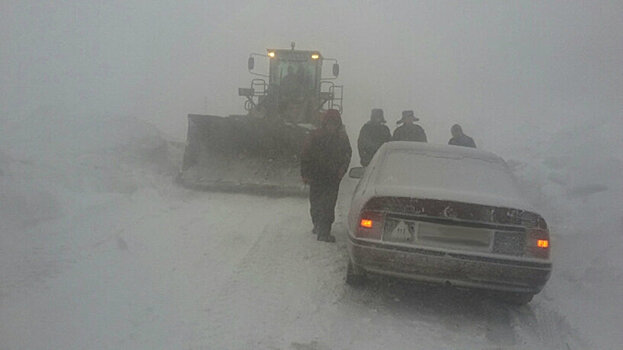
[[3, 1, 621, 150], [2, 1, 623, 349]]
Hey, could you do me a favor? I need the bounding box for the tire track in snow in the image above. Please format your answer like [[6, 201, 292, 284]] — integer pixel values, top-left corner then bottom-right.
[[509, 299, 588, 350], [198, 205, 345, 349]]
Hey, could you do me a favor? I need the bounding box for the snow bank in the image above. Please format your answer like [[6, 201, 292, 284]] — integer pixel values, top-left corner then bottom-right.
[[0, 105, 180, 230], [508, 121, 623, 350]]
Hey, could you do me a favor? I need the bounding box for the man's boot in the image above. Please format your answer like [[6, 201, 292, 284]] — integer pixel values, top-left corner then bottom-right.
[[317, 224, 336, 242], [317, 234, 336, 243]]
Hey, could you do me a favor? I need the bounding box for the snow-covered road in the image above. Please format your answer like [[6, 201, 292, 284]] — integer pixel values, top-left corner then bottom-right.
[[0, 178, 586, 349], [1, 114, 620, 349]]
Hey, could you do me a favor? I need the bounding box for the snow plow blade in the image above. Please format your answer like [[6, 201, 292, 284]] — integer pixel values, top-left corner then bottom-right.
[[178, 114, 310, 197]]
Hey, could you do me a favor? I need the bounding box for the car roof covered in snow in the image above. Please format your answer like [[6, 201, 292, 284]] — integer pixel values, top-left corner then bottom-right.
[[378, 141, 505, 164], [367, 141, 532, 210]]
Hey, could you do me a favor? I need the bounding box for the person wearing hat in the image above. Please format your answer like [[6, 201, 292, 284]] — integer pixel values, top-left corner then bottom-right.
[[357, 108, 391, 166], [392, 110, 427, 142], [448, 124, 476, 148], [301, 109, 352, 242]]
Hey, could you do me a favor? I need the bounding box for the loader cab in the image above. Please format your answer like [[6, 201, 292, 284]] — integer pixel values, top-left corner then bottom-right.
[[267, 49, 323, 94], [241, 46, 343, 122]]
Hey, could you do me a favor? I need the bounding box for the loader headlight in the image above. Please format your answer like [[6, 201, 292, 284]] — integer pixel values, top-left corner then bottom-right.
[[268, 51, 276, 58], [311, 53, 319, 60]]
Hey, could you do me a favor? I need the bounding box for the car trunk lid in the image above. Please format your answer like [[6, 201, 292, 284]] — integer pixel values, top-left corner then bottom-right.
[[364, 197, 541, 257]]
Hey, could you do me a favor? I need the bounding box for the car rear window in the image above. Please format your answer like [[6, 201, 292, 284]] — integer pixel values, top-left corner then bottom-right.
[[376, 150, 522, 199]]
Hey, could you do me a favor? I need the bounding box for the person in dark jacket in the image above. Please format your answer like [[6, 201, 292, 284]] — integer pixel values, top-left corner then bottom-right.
[[301, 109, 352, 242], [357, 108, 391, 166], [392, 110, 427, 142], [448, 124, 476, 148]]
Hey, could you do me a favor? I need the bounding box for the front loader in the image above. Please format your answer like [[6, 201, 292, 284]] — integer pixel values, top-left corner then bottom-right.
[[178, 43, 343, 196]]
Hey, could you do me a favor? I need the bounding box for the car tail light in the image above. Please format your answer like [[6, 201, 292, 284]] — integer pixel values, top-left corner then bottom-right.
[[356, 211, 384, 239], [360, 219, 373, 228], [525, 228, 550, 259], [537, 239, 549, 248]]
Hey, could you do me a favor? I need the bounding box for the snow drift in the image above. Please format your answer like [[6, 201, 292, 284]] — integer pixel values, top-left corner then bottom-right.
[[507, 119, 623, 349], [0, 105, 180, 231]]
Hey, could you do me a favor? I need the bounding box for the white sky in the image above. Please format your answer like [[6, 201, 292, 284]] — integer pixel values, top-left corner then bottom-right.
[[2, 1, 622, 154]]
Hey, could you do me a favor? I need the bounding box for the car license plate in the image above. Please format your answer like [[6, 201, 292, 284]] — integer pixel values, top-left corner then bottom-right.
[[385, 219, 417, 243]]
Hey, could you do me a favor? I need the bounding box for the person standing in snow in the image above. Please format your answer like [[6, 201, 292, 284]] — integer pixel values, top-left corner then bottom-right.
[[301, 109, 352, 242], [448, 124, 476, 148], [392, 110, 427, 142], [357, 108, 391, 166]]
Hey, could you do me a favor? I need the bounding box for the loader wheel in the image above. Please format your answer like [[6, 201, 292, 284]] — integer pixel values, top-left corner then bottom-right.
[[346, 261, 366, 286]]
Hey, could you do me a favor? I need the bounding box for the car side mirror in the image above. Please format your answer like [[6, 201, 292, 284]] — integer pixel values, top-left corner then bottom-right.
[[332, 63, 339, 77], [248, 56, 255, 70], [348, 167, 364, 179]]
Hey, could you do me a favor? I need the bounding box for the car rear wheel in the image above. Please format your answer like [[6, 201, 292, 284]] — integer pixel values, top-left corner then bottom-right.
[[501, 292, 534, 305], [346, 261, 366, 286]]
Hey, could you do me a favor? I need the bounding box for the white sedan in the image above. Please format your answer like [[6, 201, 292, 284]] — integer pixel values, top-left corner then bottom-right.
[[345, 141, 552, 304]]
